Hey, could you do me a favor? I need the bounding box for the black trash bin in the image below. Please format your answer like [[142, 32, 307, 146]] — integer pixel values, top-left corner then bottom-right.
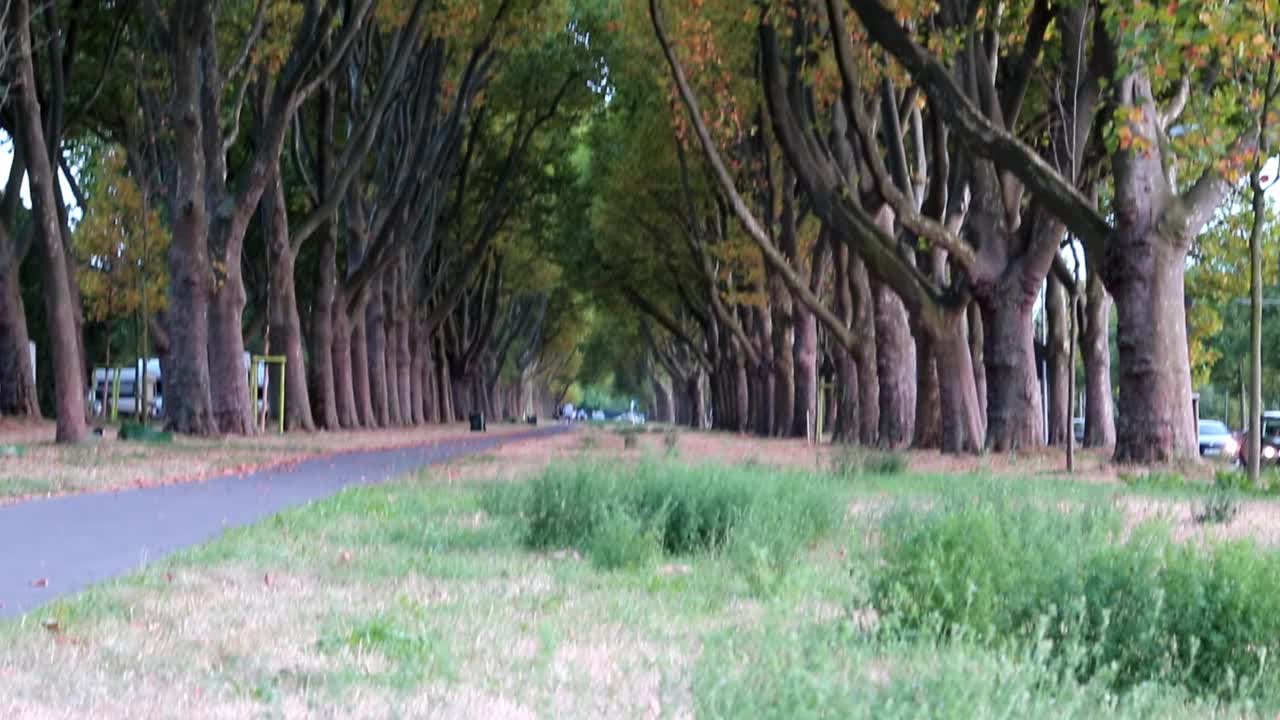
[[469, 413, 486, 432], [526, 415, 537, 425]]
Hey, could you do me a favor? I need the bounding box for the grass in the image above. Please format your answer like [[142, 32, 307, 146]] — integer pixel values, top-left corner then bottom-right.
[[5, 438, 1280, 717]]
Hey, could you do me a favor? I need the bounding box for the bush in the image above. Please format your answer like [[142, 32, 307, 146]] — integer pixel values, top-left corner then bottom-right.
[[497, 459, 838, 579], [870, 495, 1280, 701]]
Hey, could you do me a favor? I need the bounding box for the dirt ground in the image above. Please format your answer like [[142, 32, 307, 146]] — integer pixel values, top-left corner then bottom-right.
[[0, 418, 538, 504]]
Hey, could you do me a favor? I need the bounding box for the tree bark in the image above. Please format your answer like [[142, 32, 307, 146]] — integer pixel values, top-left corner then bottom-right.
[[0, 231, 38, 418], [850, 256, 879, 445], [364, 280, 389, 427], [1081, 261, 1115, 447], [1046, 271, 1072, 445], [874, 281, 914, 447], [932, 310, 985, 453], [912, 327, 942, 449], [969, 302, 986, 422], [265, 170, 315, 431], [13, 0, 85, 442], [980, 297, 1043, 450], [770, 281, 795, 437], [351, 306, 375, 427], [331, 298, 359, 428], [396, 303, 413, 425], [309, 223, 340, 429], [409, 319, 427, 425], [792, 302, 818, 438]]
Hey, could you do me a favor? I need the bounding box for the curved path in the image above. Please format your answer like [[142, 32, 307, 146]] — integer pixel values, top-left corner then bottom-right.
[[0, 426, 569, 619]]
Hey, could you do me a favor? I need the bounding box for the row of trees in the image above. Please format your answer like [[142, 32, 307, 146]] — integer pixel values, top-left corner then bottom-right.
[[569, 0, 1280, 463], [0, 0, 608, 442]]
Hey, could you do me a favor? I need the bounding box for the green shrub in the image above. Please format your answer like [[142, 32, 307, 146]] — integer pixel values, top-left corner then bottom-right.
[[586, 506, 662, 570], [870, 495, 1280, 701], [694, 620, 1240, 720], [498, 459, 838, 579]]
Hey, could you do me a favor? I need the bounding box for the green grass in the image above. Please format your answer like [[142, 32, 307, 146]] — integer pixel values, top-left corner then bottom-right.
[[869, 492, 1280, 703], [5, 450, 1280, 716], [485, 459, 839, 589]]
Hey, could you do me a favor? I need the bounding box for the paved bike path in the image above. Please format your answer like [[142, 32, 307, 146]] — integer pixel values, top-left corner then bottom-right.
[[0, 426, 568, 619]]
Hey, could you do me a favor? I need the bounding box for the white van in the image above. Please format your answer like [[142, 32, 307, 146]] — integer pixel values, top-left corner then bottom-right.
[[89, 360, 162, 419]]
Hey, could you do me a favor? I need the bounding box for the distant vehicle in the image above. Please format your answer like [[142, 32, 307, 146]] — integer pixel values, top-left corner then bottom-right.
[[1235, 411, 1280, 466], [592, 410, 605, 421], [1197, 419, 1238, 460], [88, 362, 162, 419]]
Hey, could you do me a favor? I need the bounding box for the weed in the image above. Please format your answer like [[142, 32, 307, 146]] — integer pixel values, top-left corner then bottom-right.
[[495, 459, 838, 584], [1119, 470, 1196, 492], [871, 495, 1280, 701], [1193, 489, 1240, 525]]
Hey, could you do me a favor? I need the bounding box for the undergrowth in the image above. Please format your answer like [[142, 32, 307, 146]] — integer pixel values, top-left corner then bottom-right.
[[483, 459, 838, 588], [870, 493, 1280, 703]]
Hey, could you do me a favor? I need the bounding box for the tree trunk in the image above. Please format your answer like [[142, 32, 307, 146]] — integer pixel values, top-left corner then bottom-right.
[[912, 327, 942, 449], [435, 337, 453, 423], [792, 302, 818, 438], [980, 297, 1044, 450], [0, 233, 38, 417], [208, 265, 252, 433], [409, 320, 427, 425], [873, 281, 914, 447], [1046, 272, 1072, 445], [932, 311, 985, 453], [382, 276, 401, 425], [396, 305, 413, 425], [770, 283, 795, 436], [265, 171, 314, 431], [734, 352, 750, 433], [331, 300, 359, 428], [364, 282, 389, 427], [753, 306, 775, 436], [850, 257, 879, 446], [1107, 234, 1196, 462], [308, 223, 340, 429], [13, 0, 86, 442], [969, 302, 987, 422], [687, 374, 705, 429], [351, 306, 375, 426], [1081, 266, 1115, 447]]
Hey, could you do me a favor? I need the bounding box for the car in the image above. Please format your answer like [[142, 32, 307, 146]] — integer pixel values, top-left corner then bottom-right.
[[1235, 412, 1280, 466], [1197, 419, 1238, 460]]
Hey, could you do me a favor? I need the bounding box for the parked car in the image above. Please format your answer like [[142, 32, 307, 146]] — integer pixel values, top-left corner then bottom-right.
[[1197, 419, 1238, 460], [1235, 411, 1280, 466]]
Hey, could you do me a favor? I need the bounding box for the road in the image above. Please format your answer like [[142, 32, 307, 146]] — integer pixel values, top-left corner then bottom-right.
[[0, 426, 567, 619]]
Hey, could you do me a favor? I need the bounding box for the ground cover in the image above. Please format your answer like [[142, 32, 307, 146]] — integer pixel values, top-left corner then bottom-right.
[[5, 428, 1280, 717]]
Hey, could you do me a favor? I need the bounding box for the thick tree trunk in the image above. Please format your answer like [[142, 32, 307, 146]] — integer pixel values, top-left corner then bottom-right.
[[912, 328, 942, 449], [932, 312, 985, 453], [308, 225, 340, 429], [980, 297, 1044, 450], [351, 307, 375, 426], [331, 301, 359, 428], [651, 374, 674, 423], [208, 268, 252, 433], [792, 303, 818, 438], [770, 285, 795, 437], [1081, 268, 1115, 447], [0, 234, 38, 417], [1046, 272, 1072, 445], [687, 374, 705, 429], [1107, 235, 1196, 462], [13, 2, 85, 442], [265, 171, 314, 431], [364, 283, 389, 427], [850, 257, 879, 445], [451, 370, 472, 420], [435, 338, 453, 423], [753, 306, 775, 436], [381, 275, 401, 425], [873, 281, 914, 447]]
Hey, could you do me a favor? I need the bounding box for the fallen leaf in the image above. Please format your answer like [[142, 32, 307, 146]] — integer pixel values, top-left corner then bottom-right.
[[263, 573, 272, 587], [338, 550, 353, 563], [41, 618, 60, 634], [30, 578, 48, 588], [165, 572, 175, 583]]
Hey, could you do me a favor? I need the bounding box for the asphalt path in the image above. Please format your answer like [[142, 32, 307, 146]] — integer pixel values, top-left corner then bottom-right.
[[0, 425, 569, 620]]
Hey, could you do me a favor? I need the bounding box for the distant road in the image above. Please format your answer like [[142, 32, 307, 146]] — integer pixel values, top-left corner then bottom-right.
[[0, 426, 569, 619]]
